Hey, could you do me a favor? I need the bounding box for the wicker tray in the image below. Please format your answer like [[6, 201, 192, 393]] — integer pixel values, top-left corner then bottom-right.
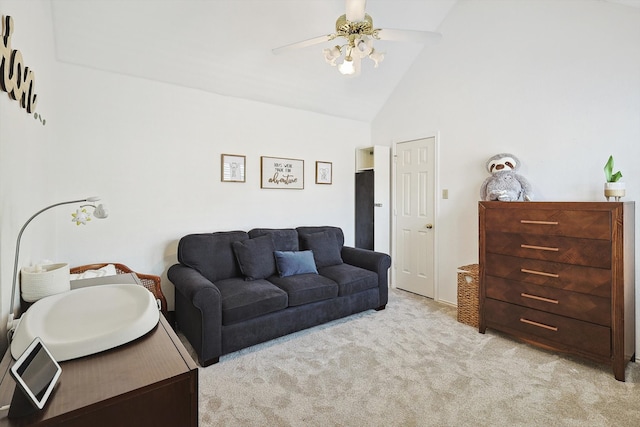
[[457, 264, 479, 328]]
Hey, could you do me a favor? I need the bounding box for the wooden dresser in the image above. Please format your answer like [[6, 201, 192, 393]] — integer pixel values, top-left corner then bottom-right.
[[478, 201, 635, 381]]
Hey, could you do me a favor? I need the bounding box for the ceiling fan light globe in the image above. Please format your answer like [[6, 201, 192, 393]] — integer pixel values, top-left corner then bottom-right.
[[356, 37, 373, 57], [323, 46, 341, 66], [338, 57, 356, 75], [369, 49, 384, 68]]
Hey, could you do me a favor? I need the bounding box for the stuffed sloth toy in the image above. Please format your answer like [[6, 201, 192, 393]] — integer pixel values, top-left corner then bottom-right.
[[480, 153, 533, 201]]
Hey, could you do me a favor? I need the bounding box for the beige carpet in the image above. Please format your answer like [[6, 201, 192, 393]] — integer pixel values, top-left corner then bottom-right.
[[179, 289, 640, 426]]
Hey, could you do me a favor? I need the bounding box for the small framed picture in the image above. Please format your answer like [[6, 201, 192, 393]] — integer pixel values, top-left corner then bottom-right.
[[315, 161, 332, 185], [221, 154, 246, 182]]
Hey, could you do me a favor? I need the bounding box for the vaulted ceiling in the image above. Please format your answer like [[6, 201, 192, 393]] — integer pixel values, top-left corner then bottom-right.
[[51, 0, 457, 122], [50, 0, 639, 123]]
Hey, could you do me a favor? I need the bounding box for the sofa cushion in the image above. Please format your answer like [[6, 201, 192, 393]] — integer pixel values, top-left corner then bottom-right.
[[268, 274, 338, 306], [318, 264, 378, 297], [297, 226, 345, 247], [248, 228, 299, 251], [232, 234, 277, 280], [300, 231, 343, 268], [215, 277, 288, 325], [274, 250, 318, 277], [177, 231, 249, 282]]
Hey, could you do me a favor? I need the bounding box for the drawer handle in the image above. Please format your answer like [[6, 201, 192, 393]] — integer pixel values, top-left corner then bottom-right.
[[521, 268, 559, 278], [521, 244, 559, 252], [520, 318, 558, 331], [521, 293, 559, 304], [520, 220, 559, 225]]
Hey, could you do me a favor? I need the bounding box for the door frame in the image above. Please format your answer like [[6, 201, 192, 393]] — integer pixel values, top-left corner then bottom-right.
[[390, 133, 440, 301]]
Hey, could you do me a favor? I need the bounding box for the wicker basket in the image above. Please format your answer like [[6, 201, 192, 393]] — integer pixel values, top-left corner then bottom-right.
[[457, 264, 479, 328]]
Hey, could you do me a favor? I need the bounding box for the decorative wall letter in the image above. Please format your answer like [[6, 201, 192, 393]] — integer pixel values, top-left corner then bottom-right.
[[0, 16, 38, 113]]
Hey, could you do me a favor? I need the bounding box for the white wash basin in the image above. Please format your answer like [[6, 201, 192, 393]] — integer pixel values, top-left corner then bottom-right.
[[11, 284, 160, 362]]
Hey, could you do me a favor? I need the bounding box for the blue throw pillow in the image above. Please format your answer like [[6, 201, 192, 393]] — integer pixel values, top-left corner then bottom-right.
[[274, 250, 318, 277]]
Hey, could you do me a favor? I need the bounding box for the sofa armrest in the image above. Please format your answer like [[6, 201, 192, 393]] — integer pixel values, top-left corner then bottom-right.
[[341, 247, 391, 308], [168, 264, 220, 304], [341, 246, 391, 274], [168, 264, 223, 366]]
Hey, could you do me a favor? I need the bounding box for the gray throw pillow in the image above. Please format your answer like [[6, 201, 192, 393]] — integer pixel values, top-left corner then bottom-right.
[[300, 231, 343, 268], [274, 250, 318, 277], [232, 234, 277, 280]]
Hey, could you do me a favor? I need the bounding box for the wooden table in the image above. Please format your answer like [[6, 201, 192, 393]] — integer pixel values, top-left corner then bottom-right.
[[0, 315, 198, 426]]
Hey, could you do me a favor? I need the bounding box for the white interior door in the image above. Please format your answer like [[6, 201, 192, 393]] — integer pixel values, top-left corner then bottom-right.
[[394, 137, 436, 298]]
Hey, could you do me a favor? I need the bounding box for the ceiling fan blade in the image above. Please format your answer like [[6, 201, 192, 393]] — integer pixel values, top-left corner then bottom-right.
[[272, 35, 332, 55], [377, 28, 442, 43], [345, 0, 367, 22]]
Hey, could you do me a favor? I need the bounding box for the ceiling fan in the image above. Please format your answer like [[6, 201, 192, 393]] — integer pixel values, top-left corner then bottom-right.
[[272, 0, 442, 76]]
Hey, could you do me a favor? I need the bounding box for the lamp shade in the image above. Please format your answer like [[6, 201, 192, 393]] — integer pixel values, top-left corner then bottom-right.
[[338, 57, 355, 75]]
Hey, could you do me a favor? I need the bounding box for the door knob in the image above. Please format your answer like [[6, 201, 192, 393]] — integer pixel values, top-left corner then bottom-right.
[[425, 224, 433, 229]]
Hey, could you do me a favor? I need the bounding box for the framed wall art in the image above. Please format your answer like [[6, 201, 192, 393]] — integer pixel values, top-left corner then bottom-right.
[[221, 154, 246, 182], [315, 161, 332, 184], [260, 156, 304, 189]]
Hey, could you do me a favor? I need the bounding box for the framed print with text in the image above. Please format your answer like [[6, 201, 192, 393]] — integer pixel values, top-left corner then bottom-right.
[[260, 156, 304, 189]]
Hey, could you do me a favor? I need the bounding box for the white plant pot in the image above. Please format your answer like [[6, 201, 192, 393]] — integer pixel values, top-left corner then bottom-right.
[[604, 182, 625, 201]]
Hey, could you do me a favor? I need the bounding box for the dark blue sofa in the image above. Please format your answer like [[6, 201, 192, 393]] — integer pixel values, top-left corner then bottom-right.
[[168, 226, 391, 366]]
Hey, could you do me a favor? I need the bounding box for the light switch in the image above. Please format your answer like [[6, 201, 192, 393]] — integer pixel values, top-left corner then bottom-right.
[[442, 189, 449, 199]]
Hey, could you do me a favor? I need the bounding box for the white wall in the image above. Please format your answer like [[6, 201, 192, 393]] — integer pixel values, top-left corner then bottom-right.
[[0, 0, 59, 351], [51, 64, 370, 303], [373, 0, 640, 310], [0, 1, 370, 353]]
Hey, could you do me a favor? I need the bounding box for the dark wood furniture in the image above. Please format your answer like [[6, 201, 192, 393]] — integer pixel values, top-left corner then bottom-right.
[[479, 201, 635, 381], [0, 316, 198, 426]]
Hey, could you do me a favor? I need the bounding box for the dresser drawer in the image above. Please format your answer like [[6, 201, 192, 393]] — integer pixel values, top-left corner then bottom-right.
[[485, 276, 611, 326], [485, 253, 611, 297], [484, 299, 611, 358], [484, 208, 611, 239], [485, 232, 611, 268]]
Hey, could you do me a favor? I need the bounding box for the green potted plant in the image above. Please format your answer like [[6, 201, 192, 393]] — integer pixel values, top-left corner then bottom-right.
[[604, 155, 625, 201]]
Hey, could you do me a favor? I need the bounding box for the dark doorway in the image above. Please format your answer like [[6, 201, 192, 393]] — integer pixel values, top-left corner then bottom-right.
[[355, 170, 374, 250]]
